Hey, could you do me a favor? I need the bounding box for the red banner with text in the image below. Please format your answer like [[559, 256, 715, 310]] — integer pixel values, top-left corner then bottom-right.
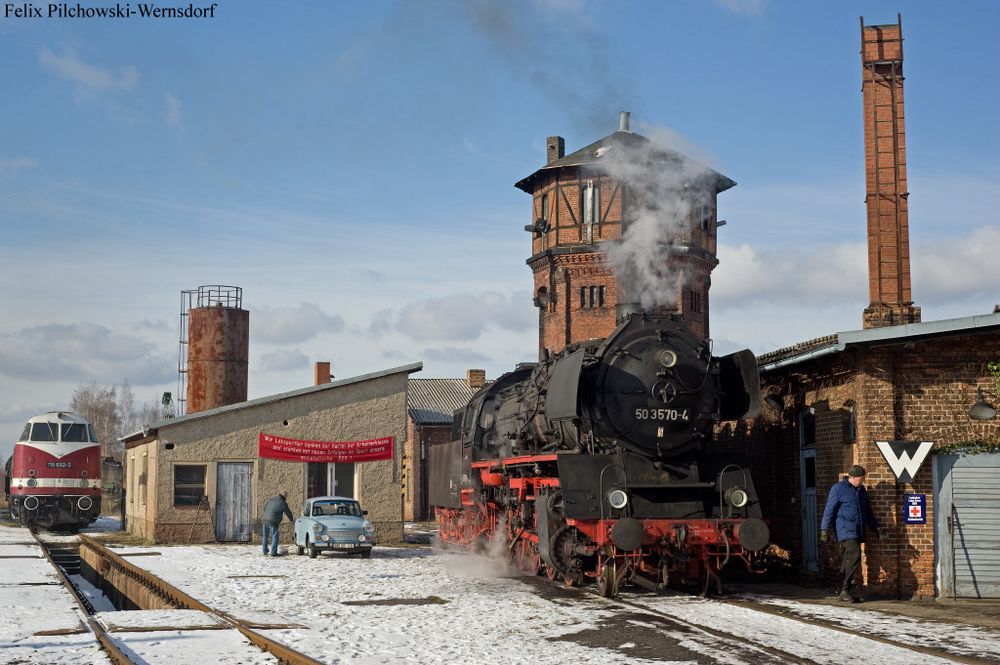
[[258, 433, 393, 463]]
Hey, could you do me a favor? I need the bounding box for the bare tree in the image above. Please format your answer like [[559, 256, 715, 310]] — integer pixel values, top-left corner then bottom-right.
[[70, 380, 165, 460]]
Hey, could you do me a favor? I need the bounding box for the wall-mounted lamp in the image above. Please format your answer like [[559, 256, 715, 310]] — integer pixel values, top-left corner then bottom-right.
[[764, 395, 784, 412], [969, 387, 998, 421]]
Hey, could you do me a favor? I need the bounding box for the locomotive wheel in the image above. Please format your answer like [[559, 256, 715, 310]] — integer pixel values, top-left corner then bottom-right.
[[597, 561, 616, 598], [544, 564, 559, 581], [656, 559, 670, 594], [700, 563, 722, 598]]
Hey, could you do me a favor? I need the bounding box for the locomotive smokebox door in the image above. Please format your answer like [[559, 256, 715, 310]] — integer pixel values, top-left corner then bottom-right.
[[717, 350, 761, 421]]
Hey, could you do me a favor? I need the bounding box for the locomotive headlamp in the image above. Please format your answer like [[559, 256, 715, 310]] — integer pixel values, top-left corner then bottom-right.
[[725, 487, 750, 509], [27, 478, 37, 488], [656, 349, 678, 368], [607, 489, 629, 510]]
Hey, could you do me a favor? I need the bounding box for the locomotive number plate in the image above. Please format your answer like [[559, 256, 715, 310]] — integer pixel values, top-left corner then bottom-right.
[[46, 461, 72, 468], [635, 408, 690, 421]]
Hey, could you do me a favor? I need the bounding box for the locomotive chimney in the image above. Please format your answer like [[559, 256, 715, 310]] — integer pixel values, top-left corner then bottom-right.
[[616, 303, 642, 324]]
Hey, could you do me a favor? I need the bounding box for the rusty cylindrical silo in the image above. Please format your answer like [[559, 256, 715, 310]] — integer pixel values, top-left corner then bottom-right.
[[185, 285, 249, 414]]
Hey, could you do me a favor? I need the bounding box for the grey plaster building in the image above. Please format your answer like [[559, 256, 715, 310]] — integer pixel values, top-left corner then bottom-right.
[[121, 362, 421, 546]]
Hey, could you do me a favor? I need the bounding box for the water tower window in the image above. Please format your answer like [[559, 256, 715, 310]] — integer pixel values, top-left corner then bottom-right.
[[540, 193, 549, 223], [698, 194, 713, 232], [689, 289, 702, 313], [580, 285, 607, 308]]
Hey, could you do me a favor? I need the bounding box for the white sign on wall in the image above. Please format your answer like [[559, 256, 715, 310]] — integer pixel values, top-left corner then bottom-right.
[[875, 440, 934, 483]]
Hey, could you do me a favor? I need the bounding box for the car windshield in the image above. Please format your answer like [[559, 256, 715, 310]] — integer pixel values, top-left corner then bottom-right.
[[311, 500, 361, 517]]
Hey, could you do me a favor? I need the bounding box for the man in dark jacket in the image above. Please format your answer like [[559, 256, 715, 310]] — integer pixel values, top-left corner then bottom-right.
[[820, 465, 887, 602], [261, 491, 294, 556]]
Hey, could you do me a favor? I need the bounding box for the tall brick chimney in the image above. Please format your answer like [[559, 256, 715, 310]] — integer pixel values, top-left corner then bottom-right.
[[314, 361, 331, 386], [466, 369, 486, 391], [860, 15, 921, 329]]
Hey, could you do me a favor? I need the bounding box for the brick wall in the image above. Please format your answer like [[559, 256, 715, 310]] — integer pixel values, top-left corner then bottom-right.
[[402, 420, 453, 521], [729, 330, 1000, 598]]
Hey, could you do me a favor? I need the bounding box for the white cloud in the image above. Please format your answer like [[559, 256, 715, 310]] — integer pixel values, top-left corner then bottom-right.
[[252, 303, 345, 344], [39, 46, 139, 92], [258, 348, 309, 373], [422, 346, 492, 364], [386, 291, 535, 342], [713, 241, 868, 307], [164, 93, 182, 127], [0, 323, 174, 385], [913, 226, 1000, 304]]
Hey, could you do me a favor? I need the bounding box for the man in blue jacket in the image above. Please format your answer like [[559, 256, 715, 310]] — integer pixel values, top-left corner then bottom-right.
[[820, 465, 887, 602], [261, 491, 294, 557]]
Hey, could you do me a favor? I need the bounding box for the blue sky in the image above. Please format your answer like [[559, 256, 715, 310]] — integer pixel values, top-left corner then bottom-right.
[[2, 0, 1000, 459]]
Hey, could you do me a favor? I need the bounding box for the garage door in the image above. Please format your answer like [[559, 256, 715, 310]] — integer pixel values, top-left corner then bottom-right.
[[936, 453, 1000, 598]]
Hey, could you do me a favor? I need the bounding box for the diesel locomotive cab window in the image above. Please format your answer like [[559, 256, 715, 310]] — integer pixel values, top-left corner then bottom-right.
[[60, 423, 89, 442], [30, 422, 58, 441], [174, 464, 206, 507], [19, 424, 30, 441]]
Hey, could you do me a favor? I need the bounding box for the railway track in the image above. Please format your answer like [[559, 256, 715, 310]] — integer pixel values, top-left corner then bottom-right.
[[581, 586, 982, 665], [32, 530, 326, 665]]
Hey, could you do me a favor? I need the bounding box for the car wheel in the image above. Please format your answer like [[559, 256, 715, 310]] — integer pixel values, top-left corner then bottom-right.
[[308, 538, 318, 559], [296, 542, 304, 556], [360, 548, 372, 559]]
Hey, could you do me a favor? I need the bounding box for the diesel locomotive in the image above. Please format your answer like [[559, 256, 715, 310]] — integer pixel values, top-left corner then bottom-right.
[[5, 411, 102, 529], [430, 310, 768, 597]]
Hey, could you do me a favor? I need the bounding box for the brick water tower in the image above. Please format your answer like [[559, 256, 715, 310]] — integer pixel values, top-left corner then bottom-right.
[[178, 285, 249, 415]]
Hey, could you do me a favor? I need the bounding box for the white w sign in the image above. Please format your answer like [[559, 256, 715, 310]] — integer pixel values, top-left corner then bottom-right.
[[875, 440, 934, 483]]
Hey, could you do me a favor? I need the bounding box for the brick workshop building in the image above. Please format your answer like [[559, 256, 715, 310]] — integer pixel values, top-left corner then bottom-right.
[[121, 362, 420, 546], [725, 18, 1000, 599]]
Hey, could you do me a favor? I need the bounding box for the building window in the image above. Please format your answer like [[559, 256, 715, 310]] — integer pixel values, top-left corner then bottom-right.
[[540, 193, 549, 223], [689, 289, 702, 313], [582, 180, 600, 240], [697, 193, 713, 232], [799, 407, 816, 450], [174, 464, 206, 507], [580, 285, 606, 309]]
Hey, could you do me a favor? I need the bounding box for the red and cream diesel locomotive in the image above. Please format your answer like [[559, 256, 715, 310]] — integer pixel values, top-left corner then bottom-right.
[[4, 411, 102, 528], [431, 311, 768, 597]]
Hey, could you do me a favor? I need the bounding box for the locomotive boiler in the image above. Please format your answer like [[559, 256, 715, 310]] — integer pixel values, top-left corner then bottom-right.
[[5, 411, 102, 529], [431, 311, 768, 597]]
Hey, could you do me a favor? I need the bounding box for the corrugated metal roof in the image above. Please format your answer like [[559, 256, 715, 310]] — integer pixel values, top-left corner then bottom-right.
[[758, 312, 1000, 373], [408, 378, 479, 425], [514, 130, 736, 194]]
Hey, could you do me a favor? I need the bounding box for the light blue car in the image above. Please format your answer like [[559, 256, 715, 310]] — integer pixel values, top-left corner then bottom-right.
[[294, 496, 376, 559]]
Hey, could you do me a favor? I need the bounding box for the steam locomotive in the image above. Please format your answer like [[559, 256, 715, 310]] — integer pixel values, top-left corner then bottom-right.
[[5, 411, 102, 529], [430, 311, 768, 597]]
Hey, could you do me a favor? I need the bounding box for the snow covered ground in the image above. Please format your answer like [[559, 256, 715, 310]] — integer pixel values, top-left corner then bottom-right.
[[4, 518, 1000, 664], [124, 540, 999, 665]]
